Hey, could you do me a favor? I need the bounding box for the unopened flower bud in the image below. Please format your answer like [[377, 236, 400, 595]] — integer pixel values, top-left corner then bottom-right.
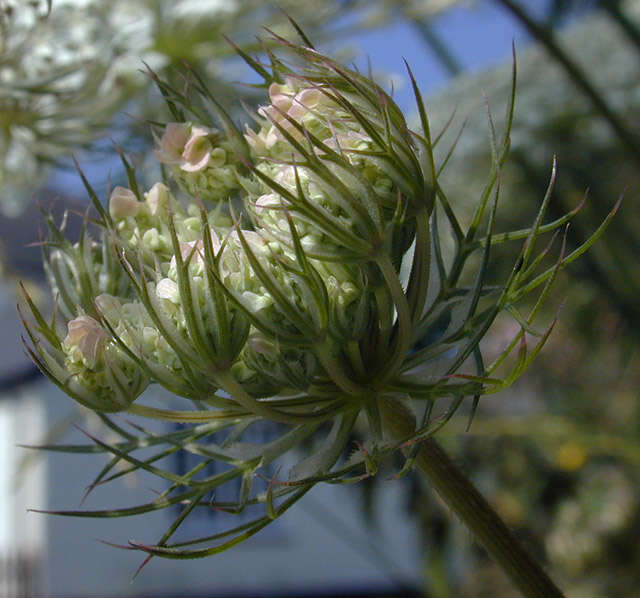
[[241, 331, 317, 391], [109, 186, 139, 220]]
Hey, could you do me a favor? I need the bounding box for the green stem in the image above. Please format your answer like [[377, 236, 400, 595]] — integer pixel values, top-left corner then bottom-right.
[[127, 403, 248, 423], [379, 399, 565, 598], [314, 340, 363, 396], [375, 254, 413, 383], [216, 370, 330, 424]]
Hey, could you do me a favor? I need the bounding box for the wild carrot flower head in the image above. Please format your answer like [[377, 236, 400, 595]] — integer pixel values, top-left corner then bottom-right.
[[20, 24, 613, 563]]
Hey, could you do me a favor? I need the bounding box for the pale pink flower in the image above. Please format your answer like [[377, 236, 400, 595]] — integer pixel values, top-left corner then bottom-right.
[[288, 88, 324, 120], [64, 315, 109, 365], [180, 126, 214, 172], [177, 239, 205, 265], [268, 81, 294, 111], [145, 182, 170, 217], [154, 122, 191, 165]]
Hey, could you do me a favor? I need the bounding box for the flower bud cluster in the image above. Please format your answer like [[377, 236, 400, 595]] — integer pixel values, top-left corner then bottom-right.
[[43, 224, 131, 321], [236, 332, 318, 396], [246, 79, 399, 233], [246, 79, 338, 154], [21, 29, 599, 560], [52, 314, 148, 412], [94, 291, 218, 399], [27, 40, 425, 414], [108, 181, 208, 262], [154, 122, 240, 202]]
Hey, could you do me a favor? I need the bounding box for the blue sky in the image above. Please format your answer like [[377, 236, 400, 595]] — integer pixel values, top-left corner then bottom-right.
[[346, 2, 551, 112]]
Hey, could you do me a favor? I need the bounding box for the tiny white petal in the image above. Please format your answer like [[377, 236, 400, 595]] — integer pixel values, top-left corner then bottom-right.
[[145, 182, 170, 216], [156, 278, 180, 304]]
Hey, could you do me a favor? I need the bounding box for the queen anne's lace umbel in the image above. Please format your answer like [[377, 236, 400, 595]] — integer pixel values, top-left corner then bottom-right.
[[21, 28, 613, 560]]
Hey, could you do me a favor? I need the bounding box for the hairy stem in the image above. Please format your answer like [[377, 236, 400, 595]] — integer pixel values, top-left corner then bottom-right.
[[379, 398, 565, 598]]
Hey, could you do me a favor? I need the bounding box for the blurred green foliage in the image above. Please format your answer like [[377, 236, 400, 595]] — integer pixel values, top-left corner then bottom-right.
[[391, 2, 640, 596]]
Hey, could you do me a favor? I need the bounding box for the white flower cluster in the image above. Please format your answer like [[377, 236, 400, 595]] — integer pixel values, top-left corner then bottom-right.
[[57, 313, 148, 412], [0, 0, 358, 213], [32, 48, 419, 411], [0, 0, 161, 209]]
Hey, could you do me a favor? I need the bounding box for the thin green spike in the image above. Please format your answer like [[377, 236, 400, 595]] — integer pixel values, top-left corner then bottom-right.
[[72, 155, 111, 227], [113, 143, 142, 201], [222, 35, 272, 82]]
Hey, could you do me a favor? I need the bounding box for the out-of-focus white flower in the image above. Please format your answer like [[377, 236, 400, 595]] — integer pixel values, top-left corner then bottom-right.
[[0, 0, 356, 211], [167, 0, 235, 19]]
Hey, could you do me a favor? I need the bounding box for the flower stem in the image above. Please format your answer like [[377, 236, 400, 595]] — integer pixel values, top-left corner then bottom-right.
[[216, 370, 327, 424], [379, 398, 565, 598], [375, 254, 413, 383]]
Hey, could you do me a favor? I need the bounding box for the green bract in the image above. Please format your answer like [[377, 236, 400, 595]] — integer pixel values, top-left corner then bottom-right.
[[20, 28, 615, 562]]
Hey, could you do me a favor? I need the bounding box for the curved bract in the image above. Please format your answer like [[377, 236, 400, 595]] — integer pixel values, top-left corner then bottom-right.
[[20, 26, 614, 562]]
